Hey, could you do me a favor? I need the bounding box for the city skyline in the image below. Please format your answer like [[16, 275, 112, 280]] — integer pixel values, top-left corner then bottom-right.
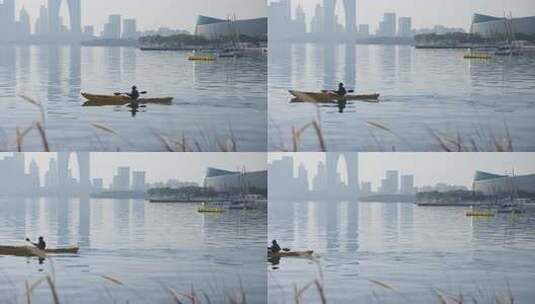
[[14, 0, 267, 33], [359, 153, 535, 189], [275, 0, 535, 31], [0, 153, 267, 187]]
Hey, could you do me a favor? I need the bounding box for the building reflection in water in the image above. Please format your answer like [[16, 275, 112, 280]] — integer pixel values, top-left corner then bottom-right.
[[78, 195, 90, 247], [47, 46, 62, 103], [0, 46, 16, 97], [68, 46, 82, 103]]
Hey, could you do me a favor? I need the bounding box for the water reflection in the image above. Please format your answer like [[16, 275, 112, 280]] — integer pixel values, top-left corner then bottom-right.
[[269, 201, 535, 303], [269, 43, 535, 151], [0, 46, 16, 97], [68, 46, 81, 103]]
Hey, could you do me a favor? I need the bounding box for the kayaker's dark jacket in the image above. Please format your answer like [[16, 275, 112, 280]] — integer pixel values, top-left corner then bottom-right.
[[269, 242, 281, 253], [128, 88, 140, 100], [335, 86, 347, 96], [32, 239, 46, 250]]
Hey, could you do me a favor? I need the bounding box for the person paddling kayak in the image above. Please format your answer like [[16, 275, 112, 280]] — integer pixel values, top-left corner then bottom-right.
[[26, 236, 46, 250], [333, 82, 347, 96], [268, 240, 282, 253], [127, 86, 140, 100]]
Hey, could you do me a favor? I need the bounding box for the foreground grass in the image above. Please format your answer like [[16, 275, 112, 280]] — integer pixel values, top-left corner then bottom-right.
[[0, 95, 240, 152], [2, 263, 248, 304], [273, 117, 515, 152]]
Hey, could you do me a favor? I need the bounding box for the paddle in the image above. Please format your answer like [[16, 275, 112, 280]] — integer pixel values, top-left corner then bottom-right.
[[113, 91, 148, 96], [323, 89, 355, 94]]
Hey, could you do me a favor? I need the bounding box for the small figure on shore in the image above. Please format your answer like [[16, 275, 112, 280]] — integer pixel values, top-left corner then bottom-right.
[[26, 236, 46, 250], [268, 240, 281, 253]]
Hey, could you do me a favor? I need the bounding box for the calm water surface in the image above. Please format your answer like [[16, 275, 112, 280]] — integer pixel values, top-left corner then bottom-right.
[[268, 43, 535, 151], [268, 201, 535, 303], [0, 45, 267, 151], [0, 197, 267, 303]]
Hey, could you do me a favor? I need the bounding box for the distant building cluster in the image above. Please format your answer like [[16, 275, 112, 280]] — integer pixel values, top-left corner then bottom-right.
[[268, 153, 358, 200], [268, 0, 415, 40], [0, 154, 36, 195], [0, 0, 192, 43], [360, 170, 416, 196], [203, 167, 267, 193]]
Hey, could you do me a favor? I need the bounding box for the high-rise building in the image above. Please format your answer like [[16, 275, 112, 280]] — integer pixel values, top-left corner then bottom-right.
[[294, 5, 307, 34], [67, 0, 81, 36], [102, 15, 122, 39], [29, 159, 40, 190], [380, 170, 399, 194], [360, 181, 372, 195], [112, 166, 130, 191], [0, 0, 16, 40], [83, 25, 94, 38], [323, 0, 356, 34], [313, 161, 327, 192], [122, 19, 137, 39], [268, 0, 292, 39], [48, 0, 81, 37], [398, 17, 412, 37], [400, 175, 415, 194], [19, 7, 31, 37], [132, 171, 146, 192], [358, 24, 369, 37], [297, 163, 309, 192], [92, 178, 104, 193], [378, 13, 396, 36], [310, 4, 324, 33], [35, 5, 49, 35], [45, 158, 58, 188]]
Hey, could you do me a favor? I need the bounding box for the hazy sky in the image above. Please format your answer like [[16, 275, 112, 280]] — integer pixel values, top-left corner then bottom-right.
[[0, 153, 267, 186], [270, 153, 535, 190], [274, 0, 535, 31], [16, 0, 266, 32]]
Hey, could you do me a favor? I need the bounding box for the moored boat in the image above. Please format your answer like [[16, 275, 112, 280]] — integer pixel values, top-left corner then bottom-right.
[[0, 245, 79, 257], [289, 90, 380, 102], [81, 93, 173, 106]]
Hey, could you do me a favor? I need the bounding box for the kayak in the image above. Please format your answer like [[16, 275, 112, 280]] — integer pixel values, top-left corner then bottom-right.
[[268, 250, 314, 258], [289, 90, 380, 102], [81, 93, 173, 106], [0, 245, 79, 257]]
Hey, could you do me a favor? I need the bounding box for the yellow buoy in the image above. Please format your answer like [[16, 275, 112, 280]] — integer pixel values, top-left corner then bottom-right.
[[464, 52, 492, 59], [188, 55, 216, 61], [466, 210, 495, 217]]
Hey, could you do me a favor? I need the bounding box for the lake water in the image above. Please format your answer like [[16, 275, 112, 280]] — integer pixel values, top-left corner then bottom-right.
[[268, 201, 535, 303], [268, 43, 535, 151], [0, 45, 267, 151], [0, 197, 267, 303]]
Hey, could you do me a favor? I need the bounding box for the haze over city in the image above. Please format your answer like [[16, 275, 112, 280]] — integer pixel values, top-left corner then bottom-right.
[[273, 0, 535, 31], [270, 153, 535, 189], [0, 153, 267, 186], [14, 0, 267, 32]]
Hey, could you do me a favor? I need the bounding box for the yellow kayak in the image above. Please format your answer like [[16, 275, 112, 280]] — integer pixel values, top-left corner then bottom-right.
[[0, 245, 79, 257], [289, 90, 380, 103], [268, 250, 314, 258], [81, 93, 173, 106]]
